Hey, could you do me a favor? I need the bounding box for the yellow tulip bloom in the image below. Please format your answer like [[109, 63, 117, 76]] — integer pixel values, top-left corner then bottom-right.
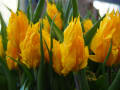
[[0, 36, 4, 57], [20, 22, 41, 68], [60, 17, 89, 75], [83, 19, 93, 33], [6, 41, 19, 69], [90, 10, 120, 66], [43, 1, 63, 32], [7, 11, 28, 46], [20, 21, 62, 70], [6, 11, 28, 69], [42, 29, 62, 74]]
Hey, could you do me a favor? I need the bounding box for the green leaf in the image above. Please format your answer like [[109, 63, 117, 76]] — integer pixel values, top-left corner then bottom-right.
[[0, 57, 17, 90], [72, 0, 79, 18], [28, 0, 33, 22], [47, 14, 58, 90], [8, 56, 34, 82], [95, 74, 109, 90], [108, 69, 120, 90], [0, 13, 7, 51], [17, 0, 20, 11], [33, 0, 45, 23], [47, 15, 64, 43], [0, 74, 8, 90], [37, 22, 46, 90], [56, 0, 64, 20], [49, 13, 56, 70], [63, 0, 72, 28], [84, 15, 105, 46], [77, 69, 90, 90]]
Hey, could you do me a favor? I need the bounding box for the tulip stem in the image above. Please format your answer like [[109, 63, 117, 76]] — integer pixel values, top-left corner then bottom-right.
[[73, 72, 80, 90], [74, 69, 89, 90], [79, 69, 90, 90], [108, 69, 120, 90], [72, 0, 79, 18]]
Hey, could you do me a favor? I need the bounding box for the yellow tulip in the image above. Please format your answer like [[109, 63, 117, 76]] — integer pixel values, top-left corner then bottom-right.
[[6, 41, 19, 69], [42, 29, 62, 74], [6, 11, 28, 69], [0, 36, 4, 57], [7, 11, 28, 46], [43, 1, 63, 32], [20, 21, 62, 70], [60, 17, 89, 75], [90, 10, 120, 66], [83, 19, 93, 33], [20, 22, 41, 68]]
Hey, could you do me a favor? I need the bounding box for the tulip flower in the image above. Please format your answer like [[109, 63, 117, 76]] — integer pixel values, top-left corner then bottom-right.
[[83, 19, 93, 33], [43, 1, 63, 32], [20, 22, 41, 68], [6, 11, 28, 69], [60, 17, 89, 75], [90, 10, 120, 66]]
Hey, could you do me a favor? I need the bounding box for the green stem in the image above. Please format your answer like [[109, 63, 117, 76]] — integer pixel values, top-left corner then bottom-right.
[[72, 0, 79, 18], [37, 23, 45, 90], [108, 69, 120, 90], [28, 0, 33, 21], [78, 69, 90, 90], [33, 0, 45, 23], [73, 72, 80, 90]]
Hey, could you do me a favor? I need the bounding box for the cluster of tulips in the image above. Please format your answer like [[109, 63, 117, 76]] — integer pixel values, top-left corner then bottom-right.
[[0, 0, 120, 90]]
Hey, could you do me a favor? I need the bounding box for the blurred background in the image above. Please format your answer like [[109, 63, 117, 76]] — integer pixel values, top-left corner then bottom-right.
[[0, 0, 120, 25]]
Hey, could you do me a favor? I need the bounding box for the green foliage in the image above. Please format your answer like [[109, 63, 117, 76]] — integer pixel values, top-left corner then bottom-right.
[[33, 0, 45, 23], [37, 22, 46, 90], [27, 0, 33, 22], [72, 0, 79, 18], [47, 14, 64, 43], [0, 57, 17, 90], [0, 13, 7, 51], [0, 0, 120, 90], [108, 69, 120, 90], [84, 15, 105, 46]]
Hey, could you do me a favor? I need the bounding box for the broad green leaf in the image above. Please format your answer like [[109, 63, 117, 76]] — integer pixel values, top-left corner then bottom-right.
[[8, 56, 34, 82], [84, 15, 105, 46], [72, 0, 79, 18], [47, 15, 64, 43], [28, 0, 33, 22], [63, 0, 72, 28], [27, 4, 30, 22], [37, 22, 46, 90], [108, 69, 120, 90], [17, 0, 20, 11], [77, 69, 90, 90], [49, 13, 56, 70], [0, 57, 17, 90], [56, 0, 64, 20], [95, 74, 109, 90], [73, 72, 80, 90], [0, 13, 7, 51], [33, 0, 45, 23], [0, 74, 8, 90]]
